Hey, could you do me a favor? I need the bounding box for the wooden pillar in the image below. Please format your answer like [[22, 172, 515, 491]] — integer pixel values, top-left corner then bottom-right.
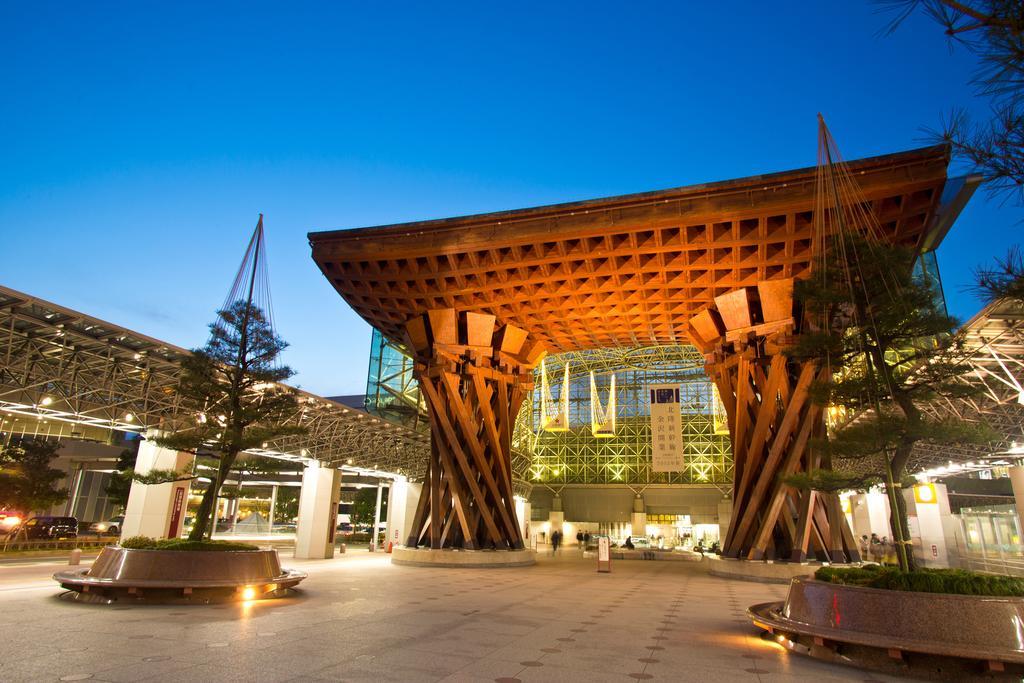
[[403, 309, 545, 551], [688, 280, 858, 563]]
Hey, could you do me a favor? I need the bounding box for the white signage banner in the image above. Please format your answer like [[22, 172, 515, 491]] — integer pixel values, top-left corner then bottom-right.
[[650, 384, 684, 472]]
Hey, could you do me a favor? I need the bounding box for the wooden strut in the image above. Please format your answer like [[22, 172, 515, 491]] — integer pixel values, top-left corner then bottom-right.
[[688, 280, 860, 562], [404, 309, 545, 550]]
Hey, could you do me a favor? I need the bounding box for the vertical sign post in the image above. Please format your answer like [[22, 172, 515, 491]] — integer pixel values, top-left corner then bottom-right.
[[597, 535, 611, 573], [650, 384, 684, 472], [167, 486, 185, 539]]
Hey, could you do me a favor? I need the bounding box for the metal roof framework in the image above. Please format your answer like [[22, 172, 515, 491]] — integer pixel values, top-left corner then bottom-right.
[[911, 297, 1024, 474], [833, 297, 1024, 477], [0, 284, 430, 478]]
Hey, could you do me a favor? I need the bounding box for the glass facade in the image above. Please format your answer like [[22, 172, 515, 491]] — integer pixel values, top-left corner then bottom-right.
[[515, 345, 732, 486], [364, 329, 425, 432]]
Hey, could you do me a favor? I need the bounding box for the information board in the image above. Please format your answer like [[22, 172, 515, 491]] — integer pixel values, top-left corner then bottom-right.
[[650, 384, 684, 472], [597, 535, 611, 573]]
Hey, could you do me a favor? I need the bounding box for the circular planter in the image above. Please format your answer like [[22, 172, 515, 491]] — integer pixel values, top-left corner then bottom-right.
[[391, 546, 535, 568], [53, 545, 306, 603], [749, 577, 1024, 665]]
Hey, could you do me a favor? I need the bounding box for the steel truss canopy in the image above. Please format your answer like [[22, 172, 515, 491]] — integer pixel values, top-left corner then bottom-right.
[[310, 145, 958, 351], [910, 297, 1024, 475], [0, 284, 429, 476]]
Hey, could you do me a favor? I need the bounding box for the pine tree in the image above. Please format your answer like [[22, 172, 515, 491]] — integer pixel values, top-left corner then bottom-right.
[[155, 301, 304, 541], [786, 236, 995, 571], [883, 1, 1024, 207]]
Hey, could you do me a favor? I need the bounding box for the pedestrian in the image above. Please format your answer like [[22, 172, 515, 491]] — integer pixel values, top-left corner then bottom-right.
[[551, 529, 562, 553], [584, 531, 591, 546], [882, 536, 896, 565], [576, 530, 584, 546], [858, 534, 869, 561], [869, 533, 882, 563]]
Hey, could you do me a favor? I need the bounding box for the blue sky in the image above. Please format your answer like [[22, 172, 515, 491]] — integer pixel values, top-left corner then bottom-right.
[[1, 2, 1018, 396]]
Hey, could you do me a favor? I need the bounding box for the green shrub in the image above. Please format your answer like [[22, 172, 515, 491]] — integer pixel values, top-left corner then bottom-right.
[[815, 565, 1024, 597], [118, 536, 257, 552], [119, 535, 158, 549], [154, 539, 258, 552]]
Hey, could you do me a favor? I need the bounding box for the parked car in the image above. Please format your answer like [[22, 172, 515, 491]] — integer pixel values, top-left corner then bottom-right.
[[87, 515, 124, 535], [8, 516, 78, 539]]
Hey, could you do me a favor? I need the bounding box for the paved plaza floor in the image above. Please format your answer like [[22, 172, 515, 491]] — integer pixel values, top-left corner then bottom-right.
[[0, 550, 912, 682]]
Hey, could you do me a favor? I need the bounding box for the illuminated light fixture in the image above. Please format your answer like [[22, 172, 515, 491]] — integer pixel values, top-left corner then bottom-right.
[[241, 586, 257, 601], [552, 468, 560, 476], [590, 371, 616, 438], [124, 413, 134, 422], [346, 459, 353, 465], [540, 358, 570, 432], [40, 396, 53, 406], [914, 483, 938, 505], [133, 353, 142, 360]]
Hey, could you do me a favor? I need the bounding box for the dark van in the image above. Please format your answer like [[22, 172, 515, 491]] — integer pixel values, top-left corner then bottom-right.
[[11, 516, 78, 539]]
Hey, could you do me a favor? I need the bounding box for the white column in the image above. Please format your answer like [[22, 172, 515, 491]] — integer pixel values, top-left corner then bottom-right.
[[903, 482, 954, 568], [120, 434, 194, 540], [515, 498, 532, 545], [383, 481, 397, 550], [548, 495, 565, 544], [384, 479, 420, 547], [294, 461, 342, 559], [717, 496, 732, 542], [268, 484, 278, 533], [629, 494, 646, 539], [370, 482, 384, 551]]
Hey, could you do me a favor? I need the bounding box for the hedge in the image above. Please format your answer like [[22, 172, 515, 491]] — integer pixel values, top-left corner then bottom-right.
[[815, 564, 1024, 597], [119, 536, 259, 552]]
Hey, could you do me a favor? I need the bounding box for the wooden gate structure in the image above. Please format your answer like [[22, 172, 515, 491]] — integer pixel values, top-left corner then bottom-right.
[[688, 281, 857, 561], [309, 144, 962, 557]]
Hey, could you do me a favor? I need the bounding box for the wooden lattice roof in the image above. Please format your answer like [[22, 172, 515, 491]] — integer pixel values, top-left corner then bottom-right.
[[309, 145, 952, 352]]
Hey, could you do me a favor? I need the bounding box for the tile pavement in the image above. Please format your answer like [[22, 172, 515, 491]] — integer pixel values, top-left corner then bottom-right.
[[0, 550, 913, 682]]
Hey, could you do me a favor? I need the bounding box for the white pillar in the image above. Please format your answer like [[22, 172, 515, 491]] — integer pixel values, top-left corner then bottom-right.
[[515, 498, 531, 544], [268, 484, 279, 533], [120, 435, 194, 540], [294, 462, 342, 559], [903, 482, 954, 568], [384, 479, 420, 547], [370, 482, 384, 551], [717, 496, 732, 542], [630, 494, 646, 539], [849, 491, 891, 541]]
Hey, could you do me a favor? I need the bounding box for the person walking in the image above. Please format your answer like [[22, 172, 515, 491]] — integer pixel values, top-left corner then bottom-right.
[[551, 529, 562, 554], [858, 535, 869, 561], [869, 533, 882, 563]]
